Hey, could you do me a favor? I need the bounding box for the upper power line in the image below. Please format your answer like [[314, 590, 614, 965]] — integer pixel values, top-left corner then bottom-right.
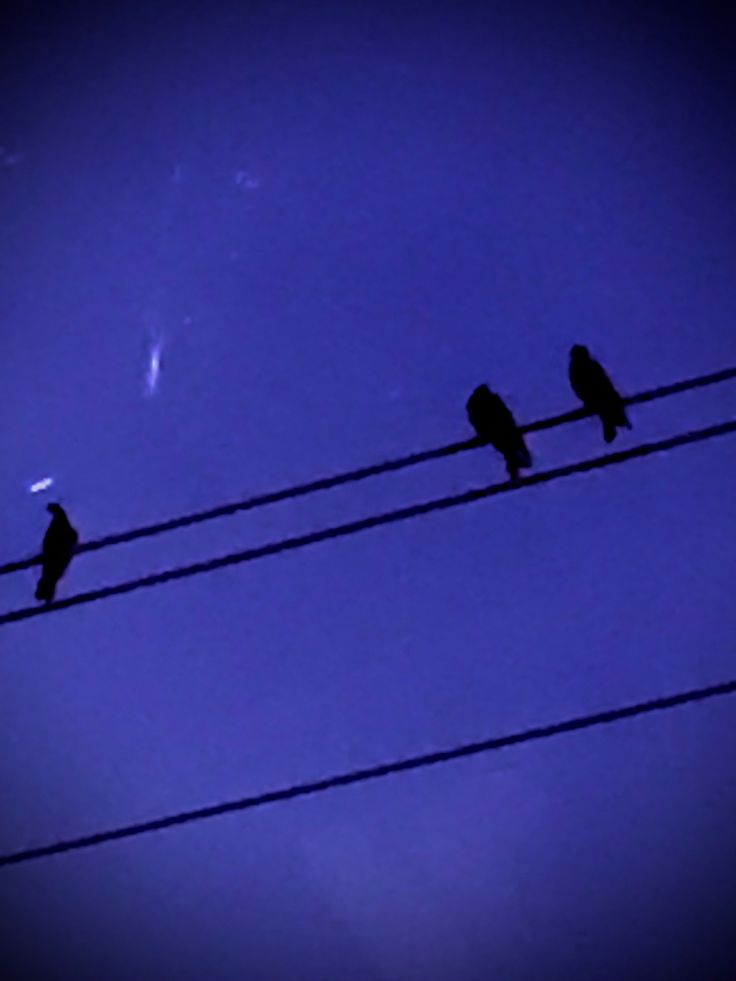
[[2, 364, 735, 579], [1, 675, 733, 868], [1, 418, 734, 628]]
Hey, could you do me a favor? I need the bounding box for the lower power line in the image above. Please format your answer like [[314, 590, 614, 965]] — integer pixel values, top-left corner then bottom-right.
[[1, 676, 733, 868]]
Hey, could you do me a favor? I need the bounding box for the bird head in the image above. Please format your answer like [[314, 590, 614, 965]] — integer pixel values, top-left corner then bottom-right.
[[47, 502, 63, 516], [570, 344, 589, 360]]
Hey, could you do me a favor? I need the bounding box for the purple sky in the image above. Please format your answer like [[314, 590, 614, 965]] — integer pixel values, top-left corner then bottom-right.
[[1, 3, 735, 979]]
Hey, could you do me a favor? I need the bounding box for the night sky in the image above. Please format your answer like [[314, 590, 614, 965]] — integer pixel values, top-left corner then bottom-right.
[[1, 2, 735, 979]]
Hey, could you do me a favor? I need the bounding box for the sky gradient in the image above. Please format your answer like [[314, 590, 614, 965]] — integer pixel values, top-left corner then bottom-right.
[[1, 2, 735, 979]]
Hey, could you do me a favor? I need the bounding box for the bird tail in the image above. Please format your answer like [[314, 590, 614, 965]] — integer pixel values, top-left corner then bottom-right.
[[517, 444, 532, 469], [35, 575, 56, 603], [506, 447, 531, 481], [609, 398, 630, 426], [603, 405, 631, 443]]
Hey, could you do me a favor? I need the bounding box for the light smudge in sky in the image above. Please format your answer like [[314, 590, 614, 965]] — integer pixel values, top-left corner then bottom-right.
[[234, 170, 260, 190], [0, 146, 23, 167], [28, 477, 54, 494], [144, 337, 165, 397]]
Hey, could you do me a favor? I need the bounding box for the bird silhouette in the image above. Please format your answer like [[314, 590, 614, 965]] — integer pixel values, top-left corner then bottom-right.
[[466, 384, 532, 481], [569, 345, 631, 443], [35, 503, 79, 603]]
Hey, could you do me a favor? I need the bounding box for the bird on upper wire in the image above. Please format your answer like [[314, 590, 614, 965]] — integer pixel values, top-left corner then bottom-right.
[[466, 384, 532, 482], [35, 503, 79, 603], [569, 344, 632, 444]]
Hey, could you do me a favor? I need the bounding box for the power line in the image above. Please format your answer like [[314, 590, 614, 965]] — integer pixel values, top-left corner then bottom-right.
[[1, 675, 733, 868], [1, 418, 734, 628], [3, 364, 735, 578]]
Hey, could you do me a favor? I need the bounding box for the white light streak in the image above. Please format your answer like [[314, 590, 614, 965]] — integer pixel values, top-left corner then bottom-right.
[[144, 338, 164, 397], [29, 477, 54, 494]]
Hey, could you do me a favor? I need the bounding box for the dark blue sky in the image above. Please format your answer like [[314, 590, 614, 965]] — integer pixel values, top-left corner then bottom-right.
[[1, 3, 735, 979]]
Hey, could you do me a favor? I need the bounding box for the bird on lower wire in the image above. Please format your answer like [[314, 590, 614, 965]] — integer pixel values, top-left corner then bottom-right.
[[35, 503, 79, 603], [466, 384, 532, 481], [569, 344, 631, 443]]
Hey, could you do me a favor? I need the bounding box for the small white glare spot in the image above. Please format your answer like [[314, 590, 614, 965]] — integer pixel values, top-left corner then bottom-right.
[[29, 477, 54, 494]]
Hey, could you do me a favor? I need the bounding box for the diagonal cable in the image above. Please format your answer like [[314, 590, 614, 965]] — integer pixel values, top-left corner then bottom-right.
[[1, 676, 733, 868], [1, 418, 734, 628], [2, 364, 735, 577]]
